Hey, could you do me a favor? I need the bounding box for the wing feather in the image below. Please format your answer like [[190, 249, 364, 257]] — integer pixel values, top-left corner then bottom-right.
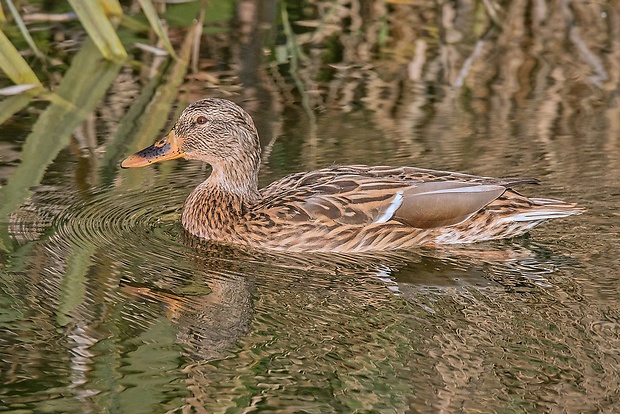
[[395, 184, 506, 228], [259, 166, 535, 228]]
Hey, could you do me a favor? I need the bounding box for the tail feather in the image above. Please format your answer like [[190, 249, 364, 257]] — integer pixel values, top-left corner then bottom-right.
[[502, 197, 584, 223]]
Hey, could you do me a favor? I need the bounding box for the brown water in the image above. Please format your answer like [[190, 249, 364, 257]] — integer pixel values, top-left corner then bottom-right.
[[2, 2, 620, 412]]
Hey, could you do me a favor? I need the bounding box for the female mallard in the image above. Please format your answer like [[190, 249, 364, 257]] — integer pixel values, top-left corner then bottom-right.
[[121, 98, 581, 252]]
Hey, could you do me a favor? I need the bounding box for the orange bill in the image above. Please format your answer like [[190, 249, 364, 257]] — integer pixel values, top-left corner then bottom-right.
[[120, 130, 185, 168]]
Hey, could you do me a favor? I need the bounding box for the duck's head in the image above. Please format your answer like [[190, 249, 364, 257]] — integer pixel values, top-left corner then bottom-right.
[[121, 98, 261, 170]]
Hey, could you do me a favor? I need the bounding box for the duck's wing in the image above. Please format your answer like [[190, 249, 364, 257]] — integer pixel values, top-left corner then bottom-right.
[[263, 165, 537, 194], [392, 182, 506, 228], [259, 166, 531, 229]]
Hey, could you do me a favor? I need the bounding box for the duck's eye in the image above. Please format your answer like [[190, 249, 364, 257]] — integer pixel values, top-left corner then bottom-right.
[[197, 116, 207, 125]]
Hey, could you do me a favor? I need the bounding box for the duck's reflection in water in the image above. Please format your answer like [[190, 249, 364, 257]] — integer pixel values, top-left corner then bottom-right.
[[119, 236, 576, 363], [119, 240, 258, 362]]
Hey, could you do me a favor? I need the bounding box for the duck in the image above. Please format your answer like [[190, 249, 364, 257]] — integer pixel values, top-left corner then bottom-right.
[[121, 98, 582, 252]]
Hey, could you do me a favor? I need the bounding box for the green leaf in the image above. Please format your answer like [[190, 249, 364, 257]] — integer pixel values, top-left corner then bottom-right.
[[0, 28, 41, 85], [100, 0, 123, 18], [68, 0, 127, 61], [0, 92, 35, 125]]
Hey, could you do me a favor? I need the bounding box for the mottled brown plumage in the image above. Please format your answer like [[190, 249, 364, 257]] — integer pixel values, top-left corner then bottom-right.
[[121, 98, 582, 252]]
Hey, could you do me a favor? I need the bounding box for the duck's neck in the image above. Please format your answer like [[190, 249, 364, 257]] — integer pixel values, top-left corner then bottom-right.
[[181, 162, 260, 240], [208, 161, 261, 201]]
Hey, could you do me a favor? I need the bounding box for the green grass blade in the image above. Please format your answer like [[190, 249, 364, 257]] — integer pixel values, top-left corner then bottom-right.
[[5, 0, 44, 58], [137, 0, 177, 58], [0, 92, 35, 125], [67, 0, 127, 61], [0, 28, 41, 85], [100, 0, 123, 18], [120, 14, 151, 32]]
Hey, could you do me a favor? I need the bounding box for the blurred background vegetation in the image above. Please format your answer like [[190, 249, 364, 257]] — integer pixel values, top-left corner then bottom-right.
[[2, 0, 616, 113]]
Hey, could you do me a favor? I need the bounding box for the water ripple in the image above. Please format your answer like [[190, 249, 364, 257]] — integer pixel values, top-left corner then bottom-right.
[[60, 188, 180, 242]]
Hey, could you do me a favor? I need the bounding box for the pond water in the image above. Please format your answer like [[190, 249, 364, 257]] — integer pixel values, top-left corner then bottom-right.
[[2, 2, 620, 413]]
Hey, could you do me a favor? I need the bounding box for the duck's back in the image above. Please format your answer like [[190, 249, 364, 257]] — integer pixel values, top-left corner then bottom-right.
[[237, 165, 581, 252]]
